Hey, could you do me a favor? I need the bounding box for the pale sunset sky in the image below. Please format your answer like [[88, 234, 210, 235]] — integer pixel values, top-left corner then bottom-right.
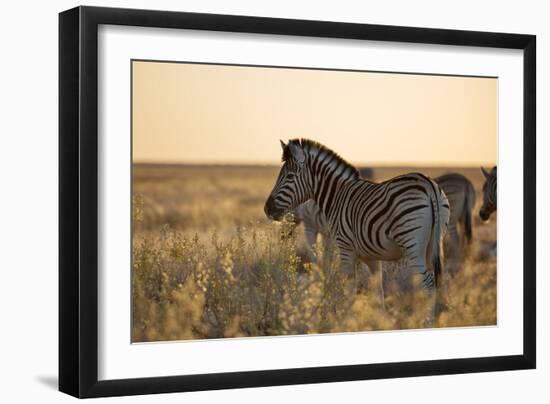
[[132, 61, 497, 167]]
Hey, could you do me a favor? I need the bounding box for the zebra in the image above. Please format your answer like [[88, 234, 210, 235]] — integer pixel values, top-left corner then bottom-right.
[[480, 166, 497, 221], [434, 173, 476, 272], [264, 139, 450, 311]]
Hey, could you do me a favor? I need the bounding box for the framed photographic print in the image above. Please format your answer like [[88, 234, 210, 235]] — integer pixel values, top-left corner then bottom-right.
[[59, 6, 536, 398]]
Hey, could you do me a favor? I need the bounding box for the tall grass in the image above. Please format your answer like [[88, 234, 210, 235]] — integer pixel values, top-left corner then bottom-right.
[[132, 198, 496, 342]]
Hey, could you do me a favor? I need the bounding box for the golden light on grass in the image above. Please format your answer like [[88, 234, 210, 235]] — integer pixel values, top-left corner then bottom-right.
[[132, 166, 497, 342]]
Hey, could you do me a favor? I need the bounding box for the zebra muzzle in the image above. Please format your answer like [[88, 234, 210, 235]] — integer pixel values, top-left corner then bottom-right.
[[264, 196, 285, 221]]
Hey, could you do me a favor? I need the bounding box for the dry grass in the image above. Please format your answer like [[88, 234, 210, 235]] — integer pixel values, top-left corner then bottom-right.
[[132, 164, 497, 342]]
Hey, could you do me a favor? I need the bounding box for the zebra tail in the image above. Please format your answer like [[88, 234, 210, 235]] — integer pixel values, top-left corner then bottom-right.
[[429, 183, 446, 288], [463, 183, 475, 244]]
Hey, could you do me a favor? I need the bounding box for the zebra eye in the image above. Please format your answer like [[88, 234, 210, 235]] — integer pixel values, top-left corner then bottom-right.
[[287, 173, 295, 181]]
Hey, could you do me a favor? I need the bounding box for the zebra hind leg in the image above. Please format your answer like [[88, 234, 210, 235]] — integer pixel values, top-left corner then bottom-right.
[[406, 255, 438, 327], [447, 224, 460, 275]]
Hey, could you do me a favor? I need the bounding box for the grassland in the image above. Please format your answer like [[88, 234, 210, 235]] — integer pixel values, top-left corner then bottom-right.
[[132, 164, 497, 342]]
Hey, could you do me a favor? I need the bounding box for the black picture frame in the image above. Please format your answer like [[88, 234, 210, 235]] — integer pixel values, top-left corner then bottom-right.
[[59, 5, 536, 398]]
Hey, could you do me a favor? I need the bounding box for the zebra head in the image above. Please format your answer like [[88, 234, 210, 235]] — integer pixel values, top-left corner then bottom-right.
[[480, 166, 497, 221], [264, 140, 314, 221]]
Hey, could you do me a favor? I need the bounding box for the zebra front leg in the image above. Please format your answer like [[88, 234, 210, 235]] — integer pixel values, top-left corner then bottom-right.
[[355, 261, 372, 294], [303, 227, 318, 262], [335, 242, 359, 295], [365, 259, 385, 312]]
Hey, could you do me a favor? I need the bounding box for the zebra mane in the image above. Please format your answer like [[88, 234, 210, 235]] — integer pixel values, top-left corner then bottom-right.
[[283, 138, 360, 179]]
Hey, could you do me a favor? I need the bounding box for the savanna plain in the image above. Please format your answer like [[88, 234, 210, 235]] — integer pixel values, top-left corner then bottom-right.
[[132, 165, 497, 342]]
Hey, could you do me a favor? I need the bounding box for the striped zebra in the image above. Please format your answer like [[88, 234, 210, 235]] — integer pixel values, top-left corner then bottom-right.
[[480, 166, 497, 221], [435, 173, 476, 271], [264, 139, 450, 305]]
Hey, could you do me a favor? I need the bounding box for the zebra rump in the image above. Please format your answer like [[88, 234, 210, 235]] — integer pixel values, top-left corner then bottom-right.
[[435, 173, 476, 244]]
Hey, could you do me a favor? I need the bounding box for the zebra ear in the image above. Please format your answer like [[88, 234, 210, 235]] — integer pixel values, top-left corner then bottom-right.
[[481, 167, 490, 179], [289, 141, 306, 164], [280, 139, 286, 150]]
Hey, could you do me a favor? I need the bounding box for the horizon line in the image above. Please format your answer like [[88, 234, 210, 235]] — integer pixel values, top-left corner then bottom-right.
[[132, 160, 497, 168]]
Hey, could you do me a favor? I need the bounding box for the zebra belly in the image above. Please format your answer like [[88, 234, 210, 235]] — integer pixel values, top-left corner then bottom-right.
[[357, 236, 402, 262]]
